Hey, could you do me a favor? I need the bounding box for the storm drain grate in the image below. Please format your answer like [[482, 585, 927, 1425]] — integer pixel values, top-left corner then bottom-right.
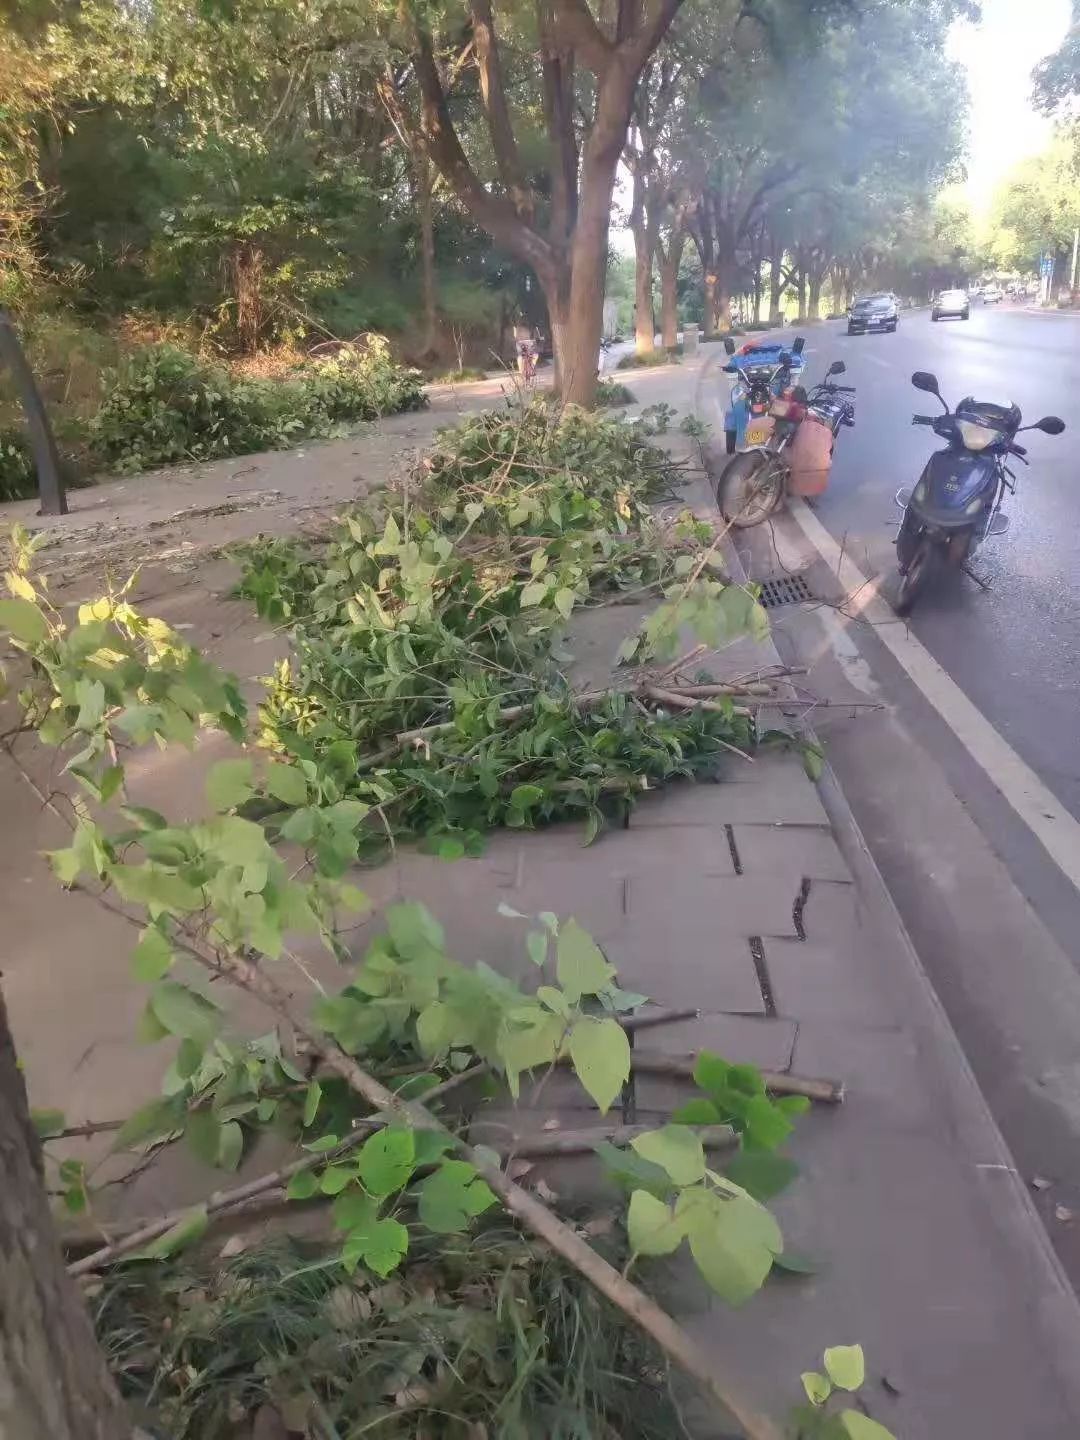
[[756, 573, 814, 609]]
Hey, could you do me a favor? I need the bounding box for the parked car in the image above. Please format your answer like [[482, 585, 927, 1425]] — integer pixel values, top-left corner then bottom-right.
[[931, 288, 970, 321], [981, 284, 1003, 304], [847, 292, 899, 334]]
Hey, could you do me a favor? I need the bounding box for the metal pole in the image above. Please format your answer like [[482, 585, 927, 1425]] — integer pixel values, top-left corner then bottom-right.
[[0, 309, 67, 516], [1071, 228, 1079, 292]]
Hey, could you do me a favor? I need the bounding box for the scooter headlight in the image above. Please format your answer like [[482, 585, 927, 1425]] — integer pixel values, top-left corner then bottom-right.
[[956, 420, 997, 451]]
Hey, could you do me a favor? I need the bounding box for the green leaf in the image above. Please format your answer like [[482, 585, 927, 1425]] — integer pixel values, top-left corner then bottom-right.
[[568, 1016, 630, 1114], [631, 1125, 706, 1186], [824, 1346, 865, 1393], [677, 1183, 781, 1305], [265, 761, 307, 806], [724, 1150, 799, 1201], [218, 1119, 244, 1171], [150, 981, 220, 1043], [304, 1133, 342, 1153], [536, 984, 570, 1017], [526, 930, 548, 967], [32, 1108, 66, 1139], [286, 1169, 320, 1201], [114, 1096, 183, 1150], [185, 1108, 221, 1167], [320, 1165, 355, 1195], [627, 1190, 685, 1257], [519, 580, 550, 608], [176, 1037, 203, 1080], [206, 758, 255, 812], [134, 1205, 208, 1261], [802, 1371, 833, 1406], [0, 597, 48, 644], [313, 994, 385, 1053], [497, 1007, 565, 1094], [553, 587, 576, 620], [74, 677, 106, 729], [337, 883, 369, 913], [386, 901, 444, 959], [670, 1098, 722, 1125], [355, 1126, 416, 1197], [302, 1080, 322, 1127], [342, 1213, 410, 1277], [417, 1159, 497, 1233], [556, 919, 614, 1002], [692, 1050, 731, 1095], [840, 1414, 896, 1440], [131, 926, 173, 983], [593, 1140, 674, 1199], [509, 784, 544, 810], [802, 745, 824, 782], [47, 847, 82, 886], [771, 1248, 819, 1274]]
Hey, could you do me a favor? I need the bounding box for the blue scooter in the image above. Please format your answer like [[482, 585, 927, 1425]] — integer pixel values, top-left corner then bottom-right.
[[722, 335, 806, 454], [893, 370, 1065, 614]]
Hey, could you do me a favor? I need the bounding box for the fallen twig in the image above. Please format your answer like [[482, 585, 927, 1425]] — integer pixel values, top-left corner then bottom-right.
[[619, 1006, 700, 1032], [628, 1054, 844, 1104], [502, 1122, 736, 1157]]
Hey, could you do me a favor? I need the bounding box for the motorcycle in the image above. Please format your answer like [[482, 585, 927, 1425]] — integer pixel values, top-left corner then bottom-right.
[[893, 371, 1065, 614], [715, 356, 855, 528], [721, 335, 806, 454]]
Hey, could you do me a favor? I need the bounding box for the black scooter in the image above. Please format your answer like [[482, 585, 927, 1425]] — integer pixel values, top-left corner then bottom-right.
[[893, 371, 1065, 615]]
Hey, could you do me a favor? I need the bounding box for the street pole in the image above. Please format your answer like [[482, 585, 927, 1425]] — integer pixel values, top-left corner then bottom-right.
[[1071, 227, 1079, 293], [0, 308, 67, 516]]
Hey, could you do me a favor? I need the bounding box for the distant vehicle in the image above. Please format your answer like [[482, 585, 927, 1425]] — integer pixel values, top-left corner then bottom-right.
[[980, 284, 1003, 304], [932, 289, 970, 322], [847, 292, 899, 334]]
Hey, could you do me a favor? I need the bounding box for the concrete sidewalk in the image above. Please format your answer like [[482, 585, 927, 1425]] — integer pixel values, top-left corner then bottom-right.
[[3, 356, 1080, 1436]]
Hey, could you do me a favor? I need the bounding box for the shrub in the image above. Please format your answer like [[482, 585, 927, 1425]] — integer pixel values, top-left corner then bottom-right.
[[0, 426, 36, 501], [615, 350, 679, 370], [595, 377, 635, 406], [89, 339, 426, 473]]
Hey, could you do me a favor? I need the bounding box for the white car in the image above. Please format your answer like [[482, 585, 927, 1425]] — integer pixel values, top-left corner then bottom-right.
[[981, 284, 1003, 304], [932, 288, 970, 321]]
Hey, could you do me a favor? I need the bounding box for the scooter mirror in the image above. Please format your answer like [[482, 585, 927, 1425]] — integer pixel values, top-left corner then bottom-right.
[[723, 337, 737, 355], [911, 371, 940, 394], [793, 337, 805, 355], [1034, 415, 1065, 435], [827, 360, 846, 376]]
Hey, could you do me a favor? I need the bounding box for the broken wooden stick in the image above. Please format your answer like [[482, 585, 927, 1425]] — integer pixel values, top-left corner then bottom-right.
[[629, 1054, 844, 1104], [500, 1122, 736, 1157]]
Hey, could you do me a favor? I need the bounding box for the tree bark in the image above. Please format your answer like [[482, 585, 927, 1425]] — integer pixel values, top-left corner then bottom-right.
[[416, 149, 438, 356], [631, 164, 656, 355], [658, 229, 684, 349], [808, 270, 822, 320], [768, 240, 784, 325], [0, 989, 131, 1440]]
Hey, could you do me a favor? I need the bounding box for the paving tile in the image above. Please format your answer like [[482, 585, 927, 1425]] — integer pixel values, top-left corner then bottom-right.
[[579, 823, 737, 877], [603, 928, 765, 1013], [731, 823, 851, 882], [624, 872, 801, 939], [789, 1017, 938, 1132], [800, 878, 860, 945], [762, 939, 896, 1025], [632, 1012, 798, 1069], [630, 766, 829, 827]]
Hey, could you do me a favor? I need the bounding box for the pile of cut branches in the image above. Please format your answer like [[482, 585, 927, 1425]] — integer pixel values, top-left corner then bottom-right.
[[235, 401, 775, 854]]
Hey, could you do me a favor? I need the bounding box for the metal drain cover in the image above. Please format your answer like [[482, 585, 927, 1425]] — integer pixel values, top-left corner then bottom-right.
[[757, 573, 814, 609]]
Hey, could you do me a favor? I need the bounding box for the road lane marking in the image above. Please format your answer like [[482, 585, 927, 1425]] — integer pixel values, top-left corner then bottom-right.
[[786, 496, 1080, 897]]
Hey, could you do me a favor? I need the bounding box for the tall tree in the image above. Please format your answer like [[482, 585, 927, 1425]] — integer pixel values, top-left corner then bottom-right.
[[391, 0, 689, 404]]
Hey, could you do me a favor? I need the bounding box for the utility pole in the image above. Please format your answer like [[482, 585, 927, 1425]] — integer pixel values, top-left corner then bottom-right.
[[1071, 227, 1079, 293], [0, 309, 67, 516]]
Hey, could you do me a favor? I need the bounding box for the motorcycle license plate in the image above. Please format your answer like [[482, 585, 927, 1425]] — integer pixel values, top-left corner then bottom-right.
[[745, 425, 770, 445]]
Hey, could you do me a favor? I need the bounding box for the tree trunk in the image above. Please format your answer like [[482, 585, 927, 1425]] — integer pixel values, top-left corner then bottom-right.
[[0, 989, 131, 1440], [808, 271, 822, 320], [633, 230, 655, 354], [416, 149, 438, 357], [658, 234, 684, 350], [795, 266, 807, 323], [768, 249, 783, 325]]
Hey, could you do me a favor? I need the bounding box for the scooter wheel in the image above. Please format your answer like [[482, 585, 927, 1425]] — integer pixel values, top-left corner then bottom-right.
[[716, 452, 785, 529], [895, 540, 939, 616]]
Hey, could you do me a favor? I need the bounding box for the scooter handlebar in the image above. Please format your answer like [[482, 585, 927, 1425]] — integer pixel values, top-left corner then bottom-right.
[[912, 414, 935, 425]]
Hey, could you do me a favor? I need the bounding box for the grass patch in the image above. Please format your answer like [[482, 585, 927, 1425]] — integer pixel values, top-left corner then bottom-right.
[[430, 365, 489, 383], [94, 1231, 683, 1439]]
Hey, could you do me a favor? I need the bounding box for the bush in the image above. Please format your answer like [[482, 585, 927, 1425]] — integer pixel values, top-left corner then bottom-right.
[[89, 339, 426, 473], [0, 426, 36, 501], [595, 377, 635, 406], [615, 350, 679, 370], [430, 366, 488, 383]]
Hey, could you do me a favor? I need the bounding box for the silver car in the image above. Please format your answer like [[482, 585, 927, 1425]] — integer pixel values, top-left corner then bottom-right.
[[932, 288, 970, 321]]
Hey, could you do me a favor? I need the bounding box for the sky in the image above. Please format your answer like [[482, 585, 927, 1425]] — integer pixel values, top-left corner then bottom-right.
[[947, 0, 1073, 215]]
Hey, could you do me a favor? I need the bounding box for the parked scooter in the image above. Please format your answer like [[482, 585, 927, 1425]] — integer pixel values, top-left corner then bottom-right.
[[893, 371, 1065, 614], [721, 335, 806, 454], [715, 355, 855, 528]]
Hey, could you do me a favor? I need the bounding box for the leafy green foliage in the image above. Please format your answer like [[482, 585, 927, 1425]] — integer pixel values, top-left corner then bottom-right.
[[87, 339, 424, 474], [794, 1345, 898, 1440], [0, 425, 37, 501], [235, 404, 759, 852]]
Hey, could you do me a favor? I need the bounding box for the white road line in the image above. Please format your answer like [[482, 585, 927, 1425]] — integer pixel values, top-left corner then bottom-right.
[[787, 496, 1080, 897]]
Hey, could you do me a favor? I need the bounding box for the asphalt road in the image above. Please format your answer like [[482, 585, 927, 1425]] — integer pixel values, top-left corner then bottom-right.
[[804, 304, 1080, 822]]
